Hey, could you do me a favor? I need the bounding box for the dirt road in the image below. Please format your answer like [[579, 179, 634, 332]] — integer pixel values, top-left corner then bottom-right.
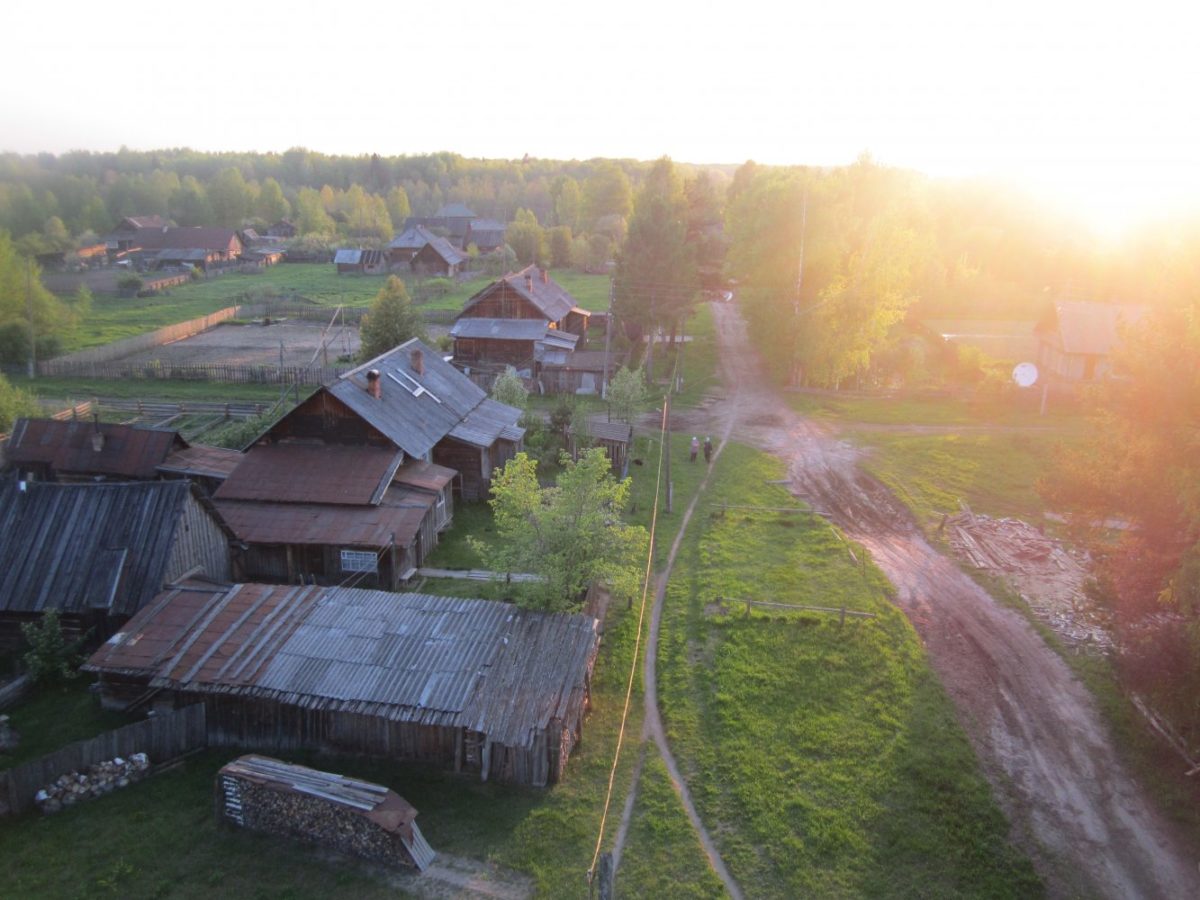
[[705, 302, 1198, 899]]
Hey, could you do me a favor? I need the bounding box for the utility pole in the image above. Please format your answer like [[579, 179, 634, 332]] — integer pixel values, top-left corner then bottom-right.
[[792, 187, 808, 386], [663, 392, 672, 514], [603, 277, 614, 420], [26, 257, 36, 379]]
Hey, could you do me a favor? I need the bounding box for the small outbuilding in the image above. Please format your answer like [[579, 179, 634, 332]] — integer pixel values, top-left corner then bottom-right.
[[88, 583, 601, 786]]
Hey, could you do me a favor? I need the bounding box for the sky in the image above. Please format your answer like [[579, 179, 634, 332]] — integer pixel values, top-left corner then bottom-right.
[[5, 0, 1200, 235]]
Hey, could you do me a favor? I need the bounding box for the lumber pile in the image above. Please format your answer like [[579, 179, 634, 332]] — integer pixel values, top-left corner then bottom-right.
[[35, 753, 150, 814], [946, 509, 1111, 649], [215, 755, 435, 871]]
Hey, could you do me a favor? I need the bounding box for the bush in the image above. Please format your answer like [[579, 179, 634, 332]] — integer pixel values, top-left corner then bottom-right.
[[117, 274, 144, 296], [0, 322, 61, 365], [20, 610, 86, 687]]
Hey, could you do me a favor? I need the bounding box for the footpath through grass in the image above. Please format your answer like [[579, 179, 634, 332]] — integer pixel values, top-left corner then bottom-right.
[[655, 442, 1042, 898]]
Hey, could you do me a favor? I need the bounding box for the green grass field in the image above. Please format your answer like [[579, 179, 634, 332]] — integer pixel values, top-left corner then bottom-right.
[[62, 266, 612, 352], [655, 443, 1041, 898]]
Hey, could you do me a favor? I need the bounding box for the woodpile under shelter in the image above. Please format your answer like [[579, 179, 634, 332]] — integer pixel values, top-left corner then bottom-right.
[[217, 755, 435, 870], [87, 583, 601, 786], [0, 477, 232, 649]]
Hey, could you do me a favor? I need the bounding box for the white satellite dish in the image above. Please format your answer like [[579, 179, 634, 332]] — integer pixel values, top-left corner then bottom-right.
[[1012, 362, 1039, 388]]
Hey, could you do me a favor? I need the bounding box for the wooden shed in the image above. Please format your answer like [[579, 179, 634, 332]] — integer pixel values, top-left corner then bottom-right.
[[1035, 300, 1149, 382], [0, 477, 232, 649], [410, 235, 467, 278], [87, 583, 601, 787]]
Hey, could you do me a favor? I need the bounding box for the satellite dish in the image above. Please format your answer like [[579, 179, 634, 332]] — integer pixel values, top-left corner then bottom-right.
[[1012, 362, 1039, 388]]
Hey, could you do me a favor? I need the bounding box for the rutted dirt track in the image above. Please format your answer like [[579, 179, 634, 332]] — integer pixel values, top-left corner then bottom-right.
[[705, 302, 1198, 899]]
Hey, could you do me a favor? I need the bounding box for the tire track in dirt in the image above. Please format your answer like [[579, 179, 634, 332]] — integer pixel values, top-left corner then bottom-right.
[[707, 302, 1199, 899]]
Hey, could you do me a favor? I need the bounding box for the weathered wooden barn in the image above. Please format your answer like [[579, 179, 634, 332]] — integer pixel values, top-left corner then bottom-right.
[[387, 224, 435, 266], [334, 248, 387, 274], [4, 418, 188, 483], [258, 339, 523, 501], [570, 419, 633, 477], [410, 235, 467, 278], [213, 443, 453, 588], [86, 583, 601, 786], [449, 317, 579, 376], [0, 478, 232, 648], [538, 348, 623, 395], [126, 227, 243, 269], [463, 218, 506, 252], [1035, 300, 1149, 382]]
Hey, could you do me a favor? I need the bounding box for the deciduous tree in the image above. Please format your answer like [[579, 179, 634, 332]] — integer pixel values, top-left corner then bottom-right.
[[475, 450, 648, 611]]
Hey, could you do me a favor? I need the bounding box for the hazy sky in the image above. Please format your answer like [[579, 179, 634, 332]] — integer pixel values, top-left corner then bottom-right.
[[5, 0, 1198, 232]]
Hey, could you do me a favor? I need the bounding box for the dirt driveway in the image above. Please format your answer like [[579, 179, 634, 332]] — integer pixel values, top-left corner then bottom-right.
[[704, 303, 1198, 899]]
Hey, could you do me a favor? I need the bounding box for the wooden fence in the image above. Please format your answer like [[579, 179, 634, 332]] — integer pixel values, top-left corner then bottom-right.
[[39, 305, 245, 374], [0, 703, 207, 817], [35, 361, 350, 386]]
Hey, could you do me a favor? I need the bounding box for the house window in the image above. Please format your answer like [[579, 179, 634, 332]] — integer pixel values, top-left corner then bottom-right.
[[340, 549, 377, 574]]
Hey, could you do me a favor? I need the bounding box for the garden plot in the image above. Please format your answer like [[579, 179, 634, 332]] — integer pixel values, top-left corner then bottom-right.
[[117, 320, 360, 369]]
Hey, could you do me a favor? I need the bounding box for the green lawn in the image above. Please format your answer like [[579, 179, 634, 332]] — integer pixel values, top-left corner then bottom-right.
[[855, 431, 1077, 527], [655, 443, 1042, 898], [787, 389, 1083, 429], [0, 681, 131, 770]]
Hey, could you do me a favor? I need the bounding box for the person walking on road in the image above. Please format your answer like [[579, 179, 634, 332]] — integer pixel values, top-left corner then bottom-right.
[[690, 435, 699, 463], [703, 435, 713, 464]]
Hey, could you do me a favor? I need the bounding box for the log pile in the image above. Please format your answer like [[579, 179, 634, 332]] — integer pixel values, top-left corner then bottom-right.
[[34, 753, 150, 814], [216, 755, 435, 871], [946, 510, 1112, 650]]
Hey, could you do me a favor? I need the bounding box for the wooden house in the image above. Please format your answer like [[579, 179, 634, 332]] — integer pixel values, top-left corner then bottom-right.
[[410, 235, 467, 278], [86, 582, 601, 787], [241, 338, 523, 503], [266, 219, 297, 238], [387, 224, 435, 266], [0, 477, 232, 649], [1035, 301, 1149, 382], [106, 215, 171, 253], [127, 226, 243, 269], [433, 203, 477, 244], [463, 218, 506, 252], [334, 248, 387, 274], [4, 418, 188, 483], [213, 443, 454, 589], [451, 266, 591, 379]]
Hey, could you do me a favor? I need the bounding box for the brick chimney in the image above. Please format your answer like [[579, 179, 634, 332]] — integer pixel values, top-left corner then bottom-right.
[[410, 348, 424, 375], [366, 369, 382, 399], [525, 272, 534, 292], [540, 267, 549, 284]]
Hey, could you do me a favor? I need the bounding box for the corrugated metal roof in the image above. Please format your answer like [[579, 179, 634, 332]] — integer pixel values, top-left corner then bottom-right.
[[215, 489, 432, 547], [216, 443, 402, 506], [450, 318, 552, 341], [8, 418, 186, 480], [328, 339, 524, 456], [334, 248, 364, 265], [0, 480, 194, 616], [393, 459, 456, 493], [86, 583, 599, 750], [158, 444, 243, 480]]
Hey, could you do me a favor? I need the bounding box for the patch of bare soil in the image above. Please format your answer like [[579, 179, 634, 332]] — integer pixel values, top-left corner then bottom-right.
[[703, 303, 1199, 899], [118, 321, 360, 368], [945, 510, 1112, 651], [389, 853, 534, 899]]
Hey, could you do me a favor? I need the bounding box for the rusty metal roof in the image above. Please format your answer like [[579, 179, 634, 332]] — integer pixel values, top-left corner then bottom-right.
[[216, 443, 402, 506], [86, 583, 599, 749], [215, 488, 433, 548], [329, 338, 524, 456], [0, 480, 197, 616], [7, 418, 187, 480], [393, 459, 456, 493], [158, 444, 243, 481]]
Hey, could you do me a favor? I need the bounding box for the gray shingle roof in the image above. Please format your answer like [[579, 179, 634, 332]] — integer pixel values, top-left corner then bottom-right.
[[463, 265, 582, 323]]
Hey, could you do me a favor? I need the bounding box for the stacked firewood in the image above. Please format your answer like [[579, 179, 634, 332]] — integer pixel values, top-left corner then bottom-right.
[[35, 753, 150, 813]]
